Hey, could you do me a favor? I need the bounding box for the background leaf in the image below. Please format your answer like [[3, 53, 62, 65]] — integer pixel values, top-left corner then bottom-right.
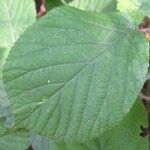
[[0, 80, 13, 128], [131, 0, 150, 17], [3, 6, 149, 142], [32, 100, 148, 150], [100, 99, 148, 150], [0, 0, 36, 123], [0, 0, 36, 49], [117, 0, 150, 22], [69, 0, 117, 12], [0, 47, 8, 79], [0, 118, 31, 150], [45, 0, 73, 11], [0, 1, 36, 147]]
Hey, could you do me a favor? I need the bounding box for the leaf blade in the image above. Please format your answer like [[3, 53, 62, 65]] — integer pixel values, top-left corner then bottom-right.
[[69, 0, 117, 12], [3, 6, 149, 142]]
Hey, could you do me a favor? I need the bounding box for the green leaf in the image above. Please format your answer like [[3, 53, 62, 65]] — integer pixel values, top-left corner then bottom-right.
[[45, 0, 73, 11], [3, 6, 149, 142], [132, 0, 150, 17], [0, 48, 14, 128], [45, 140, 97, 150], [0, 0, 36, 75], [69, 0, 117, 12], [117, 2, 144, 24], [117, 0, 139, 12], [117, 0, 150, 19], [0, 47, 13, 127], [0, 118, 31, 150], [33, 100, 148, 150], [32, 135, 99, 150], [0, 47, 8, 79], [0, 0, 36, 76], [100, 99, 148, 150], [0, 80, 14, 128], [45, 0, 63, 11], [32, 135, 50, 150], [0, 0, 36, 126], [0, 0, 36, 48]]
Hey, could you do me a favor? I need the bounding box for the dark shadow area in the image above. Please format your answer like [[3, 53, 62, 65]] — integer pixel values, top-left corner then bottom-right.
[[45, 0, 74, 11]]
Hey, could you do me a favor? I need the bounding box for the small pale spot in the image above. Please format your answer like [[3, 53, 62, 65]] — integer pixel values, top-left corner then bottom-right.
[[48, 80, 51, 83], [38, 101, 44, 105]]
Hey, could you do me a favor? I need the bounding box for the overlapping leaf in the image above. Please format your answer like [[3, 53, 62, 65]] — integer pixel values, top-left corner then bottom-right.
[[0, 118, 31, 150], [0, 0, 36, 122], [3, 6, 149, 142], [45, 0, 73, 11], [131, 0, 150, 17], [100, 100, 148, 150], [69, 0, 117, 12], [0, 47, 8, 79], [32, 100, 148, 150], [117, 0, 150, 19], [0, 0, 36, 48]]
